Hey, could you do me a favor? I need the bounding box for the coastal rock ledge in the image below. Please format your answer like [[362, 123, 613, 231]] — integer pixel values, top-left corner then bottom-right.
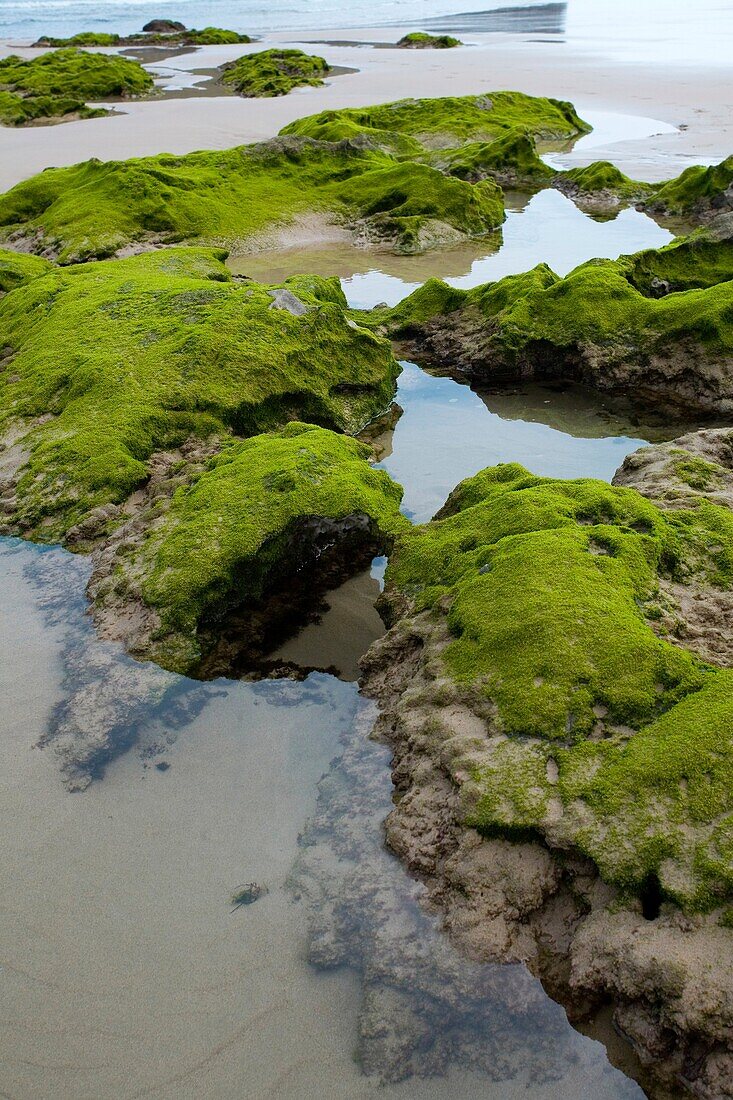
[[359, 431, 733, 1100]]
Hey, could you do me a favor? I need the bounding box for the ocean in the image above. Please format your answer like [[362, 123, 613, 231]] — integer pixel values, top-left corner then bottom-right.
[[1, 0, 731, 69]]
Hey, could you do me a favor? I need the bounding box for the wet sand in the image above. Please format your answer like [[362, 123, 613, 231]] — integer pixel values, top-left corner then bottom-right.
[[0, 26, 730, 192]]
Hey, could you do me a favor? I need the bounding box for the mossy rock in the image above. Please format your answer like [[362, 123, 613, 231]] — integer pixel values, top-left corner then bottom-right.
[[281, 91, 590, 151], [396, 32, 462, 49], [0, 131, 504, 261], [382, 230, 733, 415], [126, 422, 409, 673], [0, 248, 54, 293], [383, 463, 733, 911], [0, 248, 399, 540], [428, 127, 554, 186], [220, 48, 330, 97], [34, 32, 122, 46], [0, 48, 153, 126], [650, 156, 733, 216], [34, 27, 252, 47]]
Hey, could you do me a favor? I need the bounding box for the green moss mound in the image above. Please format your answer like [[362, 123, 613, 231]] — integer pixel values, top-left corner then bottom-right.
[[429, 127, 554, 185], [220, 48, 330, 97], [34, 27, 252, 47], [0, 248, 54, 293], [396, 32, 462, 48], [650, 156, 733, 215], [35, 32, 122, 46], [385, 463, 733, 911], [281, 91, 590, 151], [0, 130, 505, 261], [0, 247, 399, 540], [183, 27, 251, 44], [0, 48, 153, 126], [560, 160, 650, 201], [383, 231, 733, 413], [134, 422, 408, 672]]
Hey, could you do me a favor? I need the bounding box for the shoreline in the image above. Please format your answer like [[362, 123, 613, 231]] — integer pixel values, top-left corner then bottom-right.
[[0, 29, 729, 193]]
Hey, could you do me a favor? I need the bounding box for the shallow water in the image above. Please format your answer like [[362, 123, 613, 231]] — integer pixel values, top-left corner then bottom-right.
[[229, 187, 675, 309], [0, 104, 706, 1097]]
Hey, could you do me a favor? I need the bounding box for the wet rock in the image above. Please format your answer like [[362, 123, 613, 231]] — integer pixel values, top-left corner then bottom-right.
[[142, 18, 187, 32]]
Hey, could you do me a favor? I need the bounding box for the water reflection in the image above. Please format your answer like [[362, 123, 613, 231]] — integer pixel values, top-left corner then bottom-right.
[[0, 535, 645, 1098], [229, 189, 674, 310], [374, 363, 696, 524]]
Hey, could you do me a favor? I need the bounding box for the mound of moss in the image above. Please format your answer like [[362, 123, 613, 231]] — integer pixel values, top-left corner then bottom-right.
[[382, 462, 733, 911], [0, 48, 153, 126], [396, 32, 462, 48], [649, 156, 733, 217], [281, 91, 590, 153], [428, 127, 554, 186], [0, 248, 54, 293], [0, 248, 399, 540], [381, 230, 733, 415], [220, 48, 330, 97], [34, 26, 252, 47], [0, 130, 506, 260], [182, 27, 251, 44], [111, 422, 409, 673], [34, 32, 122, 46]]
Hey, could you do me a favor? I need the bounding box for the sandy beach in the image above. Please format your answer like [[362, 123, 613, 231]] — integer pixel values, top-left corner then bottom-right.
[[0, 28, 730, 192]]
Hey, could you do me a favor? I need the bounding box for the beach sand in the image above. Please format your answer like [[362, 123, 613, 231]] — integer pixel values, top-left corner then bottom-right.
[[0, 28, 729, 192]]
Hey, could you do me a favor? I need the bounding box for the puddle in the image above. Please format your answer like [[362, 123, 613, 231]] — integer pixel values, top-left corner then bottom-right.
[[0, 535, 646, 1098], [229, 188, 675, 309]]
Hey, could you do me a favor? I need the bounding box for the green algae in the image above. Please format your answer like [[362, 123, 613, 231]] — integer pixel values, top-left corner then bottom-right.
[[385, 463, 733, 911], [37, 32, 122, 46], [220, 48, 330, 97], [0, 248, 54, 293], [619, 229, 733, 294], [381, 230, 733, 409], [134, 422, 408, 672], [396, 32, 462, 48], [35, 27, 252, 46], [0, 131, 505, 261], [281, 91, 590, 150], [0, 48, 153, 126], [429, 127, 554, 185], [650, 156, 733, 214], [0, 247, 399, 540]]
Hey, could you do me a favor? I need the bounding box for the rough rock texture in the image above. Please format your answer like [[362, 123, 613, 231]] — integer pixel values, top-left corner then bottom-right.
[[0, 249, 407, 678], [0, 48, 153, 126], [359, 455, 733, 1098], [614, 427, 733, 667], [290, 701, 642, 1095], [219, 49, 330, 98], [380, 224, 733, 416]]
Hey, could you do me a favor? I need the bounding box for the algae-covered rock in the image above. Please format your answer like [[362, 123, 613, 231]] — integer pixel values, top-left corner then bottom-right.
[[220, 48, 330, 97], [396, 32, 462, 48], [281, 91, 590, 152], [0, 247, 399, 541], [0, 247, 54, 293], [648, 155, 733, 219], [0, 131, 505, 261], [361, 456, 733, 1093], [0, 48, 153, 126], [33, 32, 123, 46], [428, 127, 555, 187], [88, 422, 408, 675], [554, 160, 653, 210], [33, 26, 252, 47], [382, 229, 733, 415]]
